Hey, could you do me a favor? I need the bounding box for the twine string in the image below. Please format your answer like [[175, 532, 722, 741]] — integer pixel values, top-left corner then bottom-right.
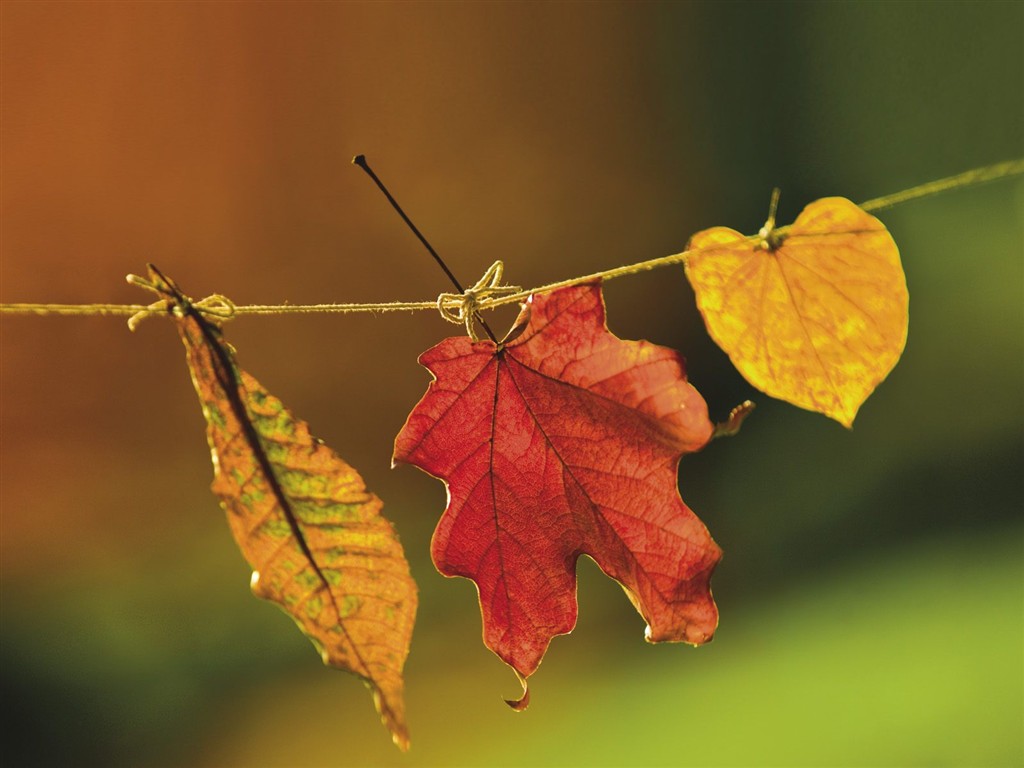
[[2, 158, 1021, 328]]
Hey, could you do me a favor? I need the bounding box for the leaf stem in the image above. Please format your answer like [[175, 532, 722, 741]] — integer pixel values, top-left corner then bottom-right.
[[758, 187, 783, 250], [352, 155, 497, 342]]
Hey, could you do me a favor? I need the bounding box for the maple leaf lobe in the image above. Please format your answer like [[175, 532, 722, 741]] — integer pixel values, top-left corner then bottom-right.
[[395, 283, 721, 694]]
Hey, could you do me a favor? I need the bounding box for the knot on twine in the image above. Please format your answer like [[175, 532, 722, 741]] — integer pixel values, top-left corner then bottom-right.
[[193, 293, 237, 320], [436, 261, 520, 341], [126, 271, 236, 331]]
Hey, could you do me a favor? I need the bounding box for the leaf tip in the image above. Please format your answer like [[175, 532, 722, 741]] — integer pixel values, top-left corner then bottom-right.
[[503, 671, 530, 712], [504, 689, 530, 712], [391, 726, 411, 752], [644, 624, 716, 646], [370, 685, 411, 751], [826, 400, 859, 429]]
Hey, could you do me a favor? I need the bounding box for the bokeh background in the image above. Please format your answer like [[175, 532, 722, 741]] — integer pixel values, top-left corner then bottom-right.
[[2, 3, 1021, 766]]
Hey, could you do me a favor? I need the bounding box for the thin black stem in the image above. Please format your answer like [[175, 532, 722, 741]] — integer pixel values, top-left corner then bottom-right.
[[353, 154, 497, 342]]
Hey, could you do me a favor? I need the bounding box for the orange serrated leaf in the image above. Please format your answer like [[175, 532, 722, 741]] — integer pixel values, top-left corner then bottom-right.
[[139, 266, 417, 750], [685, 197, 909, 427]]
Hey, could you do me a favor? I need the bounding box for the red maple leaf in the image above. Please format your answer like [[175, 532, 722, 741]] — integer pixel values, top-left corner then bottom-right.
[[394, 283, 721, 705]]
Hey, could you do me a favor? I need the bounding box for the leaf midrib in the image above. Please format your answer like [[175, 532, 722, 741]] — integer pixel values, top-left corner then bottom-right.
[[188, 309, 376, 686]]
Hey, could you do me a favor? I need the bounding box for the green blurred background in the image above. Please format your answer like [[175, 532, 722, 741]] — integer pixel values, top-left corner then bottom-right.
[[2, 2, 1021, 766]]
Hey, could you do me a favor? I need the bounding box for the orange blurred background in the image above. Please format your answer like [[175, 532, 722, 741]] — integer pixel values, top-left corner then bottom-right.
[[2, 3, 1021, 767]]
